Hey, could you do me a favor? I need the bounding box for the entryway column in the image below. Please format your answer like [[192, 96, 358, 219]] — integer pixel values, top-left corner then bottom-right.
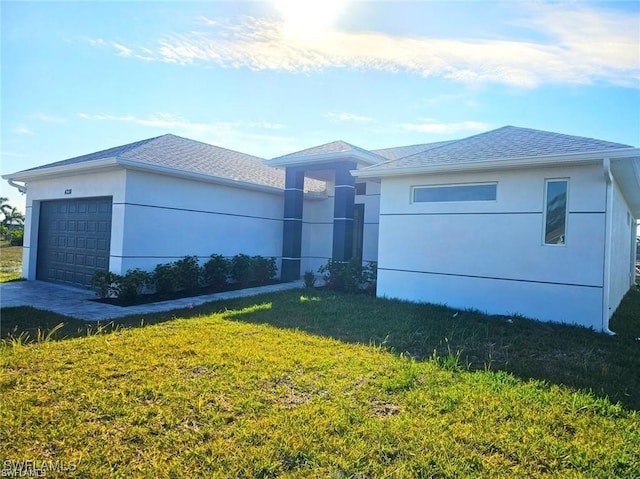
[[332, 162, 357, 261], [281, 167, 305, 281]]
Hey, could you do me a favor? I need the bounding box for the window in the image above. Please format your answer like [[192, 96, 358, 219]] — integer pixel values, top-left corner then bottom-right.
[[413, 183, 497, 203], [544, 179, 568, 245]]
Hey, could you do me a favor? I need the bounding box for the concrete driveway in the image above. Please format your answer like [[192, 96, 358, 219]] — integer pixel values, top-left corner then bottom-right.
[[0, 280, 302, 321]]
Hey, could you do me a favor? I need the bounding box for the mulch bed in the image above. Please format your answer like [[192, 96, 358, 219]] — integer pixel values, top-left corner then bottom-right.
[[91, 280, 282, 307]]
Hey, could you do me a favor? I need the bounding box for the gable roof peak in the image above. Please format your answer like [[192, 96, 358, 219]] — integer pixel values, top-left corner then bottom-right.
[[267, 139, 388, 167]]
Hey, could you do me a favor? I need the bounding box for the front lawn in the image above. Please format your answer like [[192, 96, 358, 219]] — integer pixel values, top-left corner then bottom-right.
[[1, 289, 639, 477]]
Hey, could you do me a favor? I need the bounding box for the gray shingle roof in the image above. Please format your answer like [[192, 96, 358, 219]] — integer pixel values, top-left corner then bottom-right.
[[22, 134, 326, 192], [270, 140, 387, 162], [372, 140, 455, 161], [367, 126, 633, 171]]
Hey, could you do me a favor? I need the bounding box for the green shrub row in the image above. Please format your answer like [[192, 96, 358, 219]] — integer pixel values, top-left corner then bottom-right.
[[91, 254, 278, 301], [314, 258, 377, 294]]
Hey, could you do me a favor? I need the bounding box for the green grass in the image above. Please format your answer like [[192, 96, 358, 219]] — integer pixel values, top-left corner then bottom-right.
[[0, 241, 22, 282], [1, 289, 639, 477]]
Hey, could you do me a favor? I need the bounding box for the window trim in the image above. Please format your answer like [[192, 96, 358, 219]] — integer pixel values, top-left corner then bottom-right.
[[411, 182, 498, 204], [543, 178, 569, 246]]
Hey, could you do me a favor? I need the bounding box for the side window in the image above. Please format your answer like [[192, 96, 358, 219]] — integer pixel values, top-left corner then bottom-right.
[[544, 179, 568, 245], [412, 183, 497, 203]]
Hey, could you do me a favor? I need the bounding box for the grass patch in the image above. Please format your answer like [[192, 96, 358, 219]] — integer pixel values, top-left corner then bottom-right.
[[1, 289, 639, 477], [0, 241, 22, 282], [610, 285, 640, 337]]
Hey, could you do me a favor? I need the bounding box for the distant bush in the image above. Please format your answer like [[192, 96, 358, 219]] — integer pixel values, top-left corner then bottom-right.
[[252, 256, 277, 284], [362, 261, 378, 295], [203, 254, 229, 290], [93, 251, 280, 304], [9, 228, 23, 246], [90, 270, 119, 299], [153, 263, 180, 295], [117, 268, 152, 302], [173, 256, 202, 291], [303, 271, 316, 288], [318, 258, 377, 294], [231, 254, 254, 286]]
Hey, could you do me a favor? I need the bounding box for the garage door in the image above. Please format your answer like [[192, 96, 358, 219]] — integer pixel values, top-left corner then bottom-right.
[[37, 197, 112, 286]]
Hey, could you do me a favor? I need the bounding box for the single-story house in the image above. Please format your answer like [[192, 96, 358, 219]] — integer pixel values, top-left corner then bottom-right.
[[4, 126, 639, 333]]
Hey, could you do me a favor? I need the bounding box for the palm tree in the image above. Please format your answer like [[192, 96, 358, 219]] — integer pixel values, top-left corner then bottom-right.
[[0, 197, 10, 220], [3, 207, 25, 226], [0, 198, 25, 227]]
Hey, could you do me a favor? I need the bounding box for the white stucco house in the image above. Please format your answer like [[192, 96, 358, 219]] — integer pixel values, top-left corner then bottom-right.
[[4, 126, 639, 333]]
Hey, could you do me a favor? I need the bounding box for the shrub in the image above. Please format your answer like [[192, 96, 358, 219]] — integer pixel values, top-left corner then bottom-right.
[[303, 271, 316, 288], [252, 256, 277, 284], [318, 258, 378, 294], [9, 228, 23, 246], [90, 270, 119, 298], [342, 258, 365, 293], [173, 256, 202, 291], [203, 254, 229, 290], [153, 263, 179, 295], [318, 260, 345, 291], [231, 254, 253, 286], [362, 261, 378, 294], [117, 268, 152, 302]]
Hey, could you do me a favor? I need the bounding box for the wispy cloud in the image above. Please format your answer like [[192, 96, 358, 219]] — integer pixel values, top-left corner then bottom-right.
[[31, 112, 66, 123], [0, 151, 28, 159], [112, 42, 134, 57], [11, 126, 34, 135], [401, 121, 492, 135], [99, 5, 639, 89], [325, 112, 374, 123], [77, 112, 292, 157], [77, 112, 283, 132]]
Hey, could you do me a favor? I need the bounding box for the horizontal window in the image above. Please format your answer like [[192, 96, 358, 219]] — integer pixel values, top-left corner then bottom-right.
[[413, 183, 497, 203]]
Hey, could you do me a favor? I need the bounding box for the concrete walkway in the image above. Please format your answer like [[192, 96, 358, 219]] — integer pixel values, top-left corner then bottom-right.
[[0, 280, 303, 321]]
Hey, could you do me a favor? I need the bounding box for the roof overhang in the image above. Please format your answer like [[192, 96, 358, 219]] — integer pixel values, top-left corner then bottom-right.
[[3, 158, 122, 181], [3, 157, 328, 199], [265, 149, 385, 169], [353, 147, 640, 179], [610, 156, 640, 218]]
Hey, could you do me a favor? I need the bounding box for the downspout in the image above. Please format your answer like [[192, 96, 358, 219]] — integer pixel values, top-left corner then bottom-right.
[[7, 179, 27, 194], [602, 158, 616, 335]]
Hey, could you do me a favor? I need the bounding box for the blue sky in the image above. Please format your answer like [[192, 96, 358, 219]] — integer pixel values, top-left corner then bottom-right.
[[2, 0, 639, 209]]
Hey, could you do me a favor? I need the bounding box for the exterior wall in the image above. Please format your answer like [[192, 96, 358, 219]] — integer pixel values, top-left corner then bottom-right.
[[21, 169, 127, 280], [376, 164, 608, 330], [607, 178, 635, 318], [120, 170, 286, 272], [22, 167, 338, 280], [358, 180, 381, 263]]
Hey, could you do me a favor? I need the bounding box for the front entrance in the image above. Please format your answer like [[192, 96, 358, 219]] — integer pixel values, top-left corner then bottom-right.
[[281, 161, 357, 280]]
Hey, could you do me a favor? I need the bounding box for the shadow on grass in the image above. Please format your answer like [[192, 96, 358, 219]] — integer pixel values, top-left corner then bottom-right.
[[2, 286, 639, 410], [218, 288, 640, 411]]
